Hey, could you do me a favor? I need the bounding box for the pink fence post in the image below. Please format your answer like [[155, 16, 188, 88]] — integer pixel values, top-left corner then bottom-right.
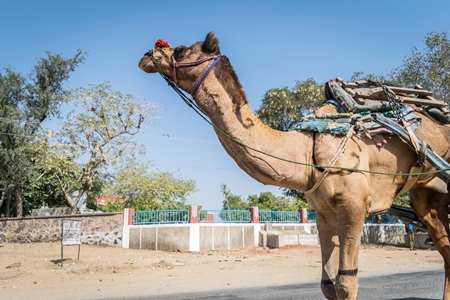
[[249, 207, 259, 223], [299, 208, 308, 223], [190, 205, 198, 223], [207, 213, 214, 222]]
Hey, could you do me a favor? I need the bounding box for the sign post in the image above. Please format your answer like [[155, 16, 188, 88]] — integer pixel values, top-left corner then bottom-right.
[[61, 219, 82, 267]]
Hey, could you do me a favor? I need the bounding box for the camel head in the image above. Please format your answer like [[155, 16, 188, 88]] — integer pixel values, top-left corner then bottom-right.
[[138, 32, 222, 95]]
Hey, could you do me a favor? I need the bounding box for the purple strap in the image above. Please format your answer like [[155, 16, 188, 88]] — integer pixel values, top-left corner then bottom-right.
[[191, 55, 222, 97], [171, 54, 222, 96]]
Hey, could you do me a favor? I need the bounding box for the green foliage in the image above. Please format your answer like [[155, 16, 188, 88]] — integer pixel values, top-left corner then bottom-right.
[[22, 168, 66, 209], [107, 162, 197, 212], [393, 192, 411, 208], [390, 31, 450, 103], [255, 78, 324, 131], [0, 50, 85, 216], [0, 50, 190, 216], [350, 71, 390, 84], [220, 183, 248, 210], [248, 192, 286, 210], [219, 184, 311, 212], [248, 191, 309, 211], [288, 198, 313, 211], [281, 189, 313, 210], [99, 199, 124, 212]]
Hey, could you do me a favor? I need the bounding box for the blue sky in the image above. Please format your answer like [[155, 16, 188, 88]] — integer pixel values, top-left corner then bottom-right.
[[1, 1, 449, 209]]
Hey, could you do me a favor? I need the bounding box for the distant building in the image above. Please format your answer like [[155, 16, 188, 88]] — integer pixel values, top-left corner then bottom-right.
[[96, 196, 124, 206]]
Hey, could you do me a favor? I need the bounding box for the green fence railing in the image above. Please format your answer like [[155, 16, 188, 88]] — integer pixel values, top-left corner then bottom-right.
[[308, 212, 316, 223], [199, 210, 251, 223], [133, 210, 190, 225], [259, 210, 300, 223], [130, 209, 401, 225]]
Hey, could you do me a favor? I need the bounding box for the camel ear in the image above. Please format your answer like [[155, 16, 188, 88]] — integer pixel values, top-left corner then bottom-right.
[[202, 32, 220, 54]]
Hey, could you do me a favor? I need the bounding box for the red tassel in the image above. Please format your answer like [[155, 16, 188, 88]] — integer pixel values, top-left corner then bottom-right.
[[155, 39, 170, 48]]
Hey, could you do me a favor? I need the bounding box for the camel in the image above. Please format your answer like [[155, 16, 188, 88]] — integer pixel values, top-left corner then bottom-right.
[[139, 32, 450, 300]]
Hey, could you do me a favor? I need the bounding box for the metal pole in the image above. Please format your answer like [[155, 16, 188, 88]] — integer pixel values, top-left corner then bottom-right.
[[61, 220, 64, 267]]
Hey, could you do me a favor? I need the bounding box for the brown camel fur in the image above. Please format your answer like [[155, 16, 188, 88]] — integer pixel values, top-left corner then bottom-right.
[[139, 32, 450, 300]]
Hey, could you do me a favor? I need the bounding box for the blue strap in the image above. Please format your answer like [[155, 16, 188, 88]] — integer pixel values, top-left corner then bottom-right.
[[191, 55, 222, 97]]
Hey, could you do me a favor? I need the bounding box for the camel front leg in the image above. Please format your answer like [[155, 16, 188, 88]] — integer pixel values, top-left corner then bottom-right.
[[333, 194, 367, 300], [334, 211, 365, 299], [316, 210, 339, 299], [311, 170, 370, 299]]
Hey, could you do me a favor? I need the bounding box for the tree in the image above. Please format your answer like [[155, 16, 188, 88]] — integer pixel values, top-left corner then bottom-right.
[[390, 31, 450, 103], [281, 189, 313, 210], [350, 71, 389, 83], [0, 50, 85, 216], [42, 82, 159, 212], [107, 162, 197, 211], [22, 166, 66, 210], [255, 79, 323, 131], [220, 183, 248, 210], [247, 191, 309, 211], [99, 198, 124, 213]]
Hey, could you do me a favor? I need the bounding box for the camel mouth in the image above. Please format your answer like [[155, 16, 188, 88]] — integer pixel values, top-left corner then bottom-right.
[[138, 55, 158, 74]]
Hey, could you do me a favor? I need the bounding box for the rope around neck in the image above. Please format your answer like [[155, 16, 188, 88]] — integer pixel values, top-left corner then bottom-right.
[[150, 56, 450, 177]]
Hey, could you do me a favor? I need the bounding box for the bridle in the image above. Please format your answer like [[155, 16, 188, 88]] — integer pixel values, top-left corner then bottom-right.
[[148, 49, 221, 97], [171, 53, 222, 97]]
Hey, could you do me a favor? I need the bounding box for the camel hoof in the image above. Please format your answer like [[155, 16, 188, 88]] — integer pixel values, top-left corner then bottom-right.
[[321, 281, 337, 299], [335, 283, 358, 300], [335, 284, 349, 299]]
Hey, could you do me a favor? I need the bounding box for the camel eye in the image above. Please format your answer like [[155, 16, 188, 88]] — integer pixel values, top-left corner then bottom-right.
[[174, 46, 187, 60]]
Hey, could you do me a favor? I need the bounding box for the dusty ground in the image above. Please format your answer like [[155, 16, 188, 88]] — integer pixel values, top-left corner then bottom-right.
[[0, 242, 444, 300]]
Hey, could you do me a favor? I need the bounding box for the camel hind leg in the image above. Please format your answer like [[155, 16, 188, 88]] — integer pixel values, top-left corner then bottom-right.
[[410, 187, 450, 299]]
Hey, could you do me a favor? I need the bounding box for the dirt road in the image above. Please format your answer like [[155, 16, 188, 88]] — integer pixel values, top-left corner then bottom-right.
[[0, 242, 443, 300]]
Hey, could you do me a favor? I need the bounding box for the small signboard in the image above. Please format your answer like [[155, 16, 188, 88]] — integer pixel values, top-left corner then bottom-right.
[[61, 219, 82, 267]]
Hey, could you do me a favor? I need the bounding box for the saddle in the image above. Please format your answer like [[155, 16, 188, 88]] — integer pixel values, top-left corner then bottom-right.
[[324, 78, 450, 124], [289, 78, 450, 184]]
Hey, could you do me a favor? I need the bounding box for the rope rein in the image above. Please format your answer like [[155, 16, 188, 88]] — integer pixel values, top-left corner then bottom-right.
[[150, 56, 450, 177], [304, 126, 355, 194]]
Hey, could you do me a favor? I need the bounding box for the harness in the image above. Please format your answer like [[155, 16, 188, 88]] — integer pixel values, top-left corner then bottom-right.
[[171, 54, 222, 97]]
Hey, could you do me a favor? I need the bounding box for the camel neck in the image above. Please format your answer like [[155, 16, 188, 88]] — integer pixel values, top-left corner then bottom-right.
[[194, 80, 314, 192]]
